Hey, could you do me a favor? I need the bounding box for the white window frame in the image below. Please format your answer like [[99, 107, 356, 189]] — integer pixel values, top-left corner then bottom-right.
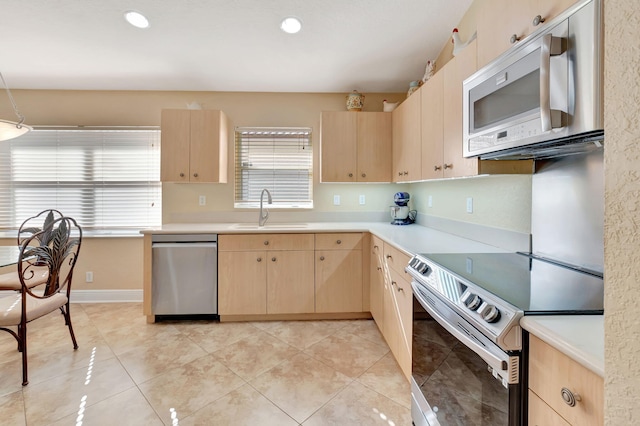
[[234, 127, 313, 209], [0, 127, 161, 232]]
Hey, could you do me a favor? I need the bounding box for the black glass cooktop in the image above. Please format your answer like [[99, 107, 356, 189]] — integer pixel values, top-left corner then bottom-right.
[[422, 252, 604, 314]]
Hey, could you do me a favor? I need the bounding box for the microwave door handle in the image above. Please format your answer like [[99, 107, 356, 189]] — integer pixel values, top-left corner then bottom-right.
[[540, 34, 566, 131]]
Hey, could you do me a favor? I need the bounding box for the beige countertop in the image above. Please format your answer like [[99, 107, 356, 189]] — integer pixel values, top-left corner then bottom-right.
[[140, 221, 508, 255], [520, 315, 604, 377]]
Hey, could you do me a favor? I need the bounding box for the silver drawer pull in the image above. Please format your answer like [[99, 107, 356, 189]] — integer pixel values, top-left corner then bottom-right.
[[561, 387, 581, 407], [264, 240, 269, 245], [257, 257, 262, 262], [320, 256, 325, 261], [336, 240, 341, 244], [271, 257, 276, 262]]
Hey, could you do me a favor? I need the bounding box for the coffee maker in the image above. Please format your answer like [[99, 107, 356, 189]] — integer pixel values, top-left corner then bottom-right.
[[390, 192, 416, 225]]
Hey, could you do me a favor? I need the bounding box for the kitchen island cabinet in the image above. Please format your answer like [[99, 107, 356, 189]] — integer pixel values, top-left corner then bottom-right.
[[160, 109, 228, 183], [320, 111, 392, 183], [218, 234, 315, 316], [315, 233, 364, 313]]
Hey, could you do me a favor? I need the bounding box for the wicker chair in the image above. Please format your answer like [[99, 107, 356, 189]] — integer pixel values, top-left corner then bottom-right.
[[0, 215, 82, 385]]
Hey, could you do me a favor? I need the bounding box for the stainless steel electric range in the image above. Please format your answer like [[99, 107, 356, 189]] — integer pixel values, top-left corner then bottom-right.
[[407, 251, 604, 426]]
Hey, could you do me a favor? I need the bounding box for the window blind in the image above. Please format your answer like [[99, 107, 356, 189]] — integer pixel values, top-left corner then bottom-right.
[[235, 127, 313, 208], [0, 128, 161, 230]]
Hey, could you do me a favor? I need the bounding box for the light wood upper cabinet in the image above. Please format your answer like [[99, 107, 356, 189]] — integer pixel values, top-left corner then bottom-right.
[[320, 111, 391, 183], [529, 334, 603, 426], [315, 233, 363, 313], [160, 109, 228, 183], [392, 90, 422, 182], [477, 0, 578, 69], [420, 71, 445, 180]]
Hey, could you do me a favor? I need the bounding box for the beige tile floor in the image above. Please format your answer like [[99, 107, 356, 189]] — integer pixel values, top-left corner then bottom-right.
[[0, 303, 411, 425]]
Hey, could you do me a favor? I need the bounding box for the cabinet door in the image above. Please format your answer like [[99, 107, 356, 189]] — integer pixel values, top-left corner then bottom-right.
[[267, 250, 315, 314], [189, 110, 227, 183], [389, 268, 413, 380], [370, 236, 385, 326], [420, 71, 445, 180], [392, 91, 422, 182], [320, 111, 357, 182], [476, 0, 513, 69], [315, 249, 363, 313], [443, 40, 480, 178], [529, 335, 604, 425], [161, 109, 191, 182], [357, 112, 392, 182], [528, 390, 571, 426], [218, 251, 267, 315]]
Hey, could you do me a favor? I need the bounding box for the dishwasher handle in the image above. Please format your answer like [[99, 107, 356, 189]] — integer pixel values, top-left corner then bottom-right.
[[152, 242, 217, 249]]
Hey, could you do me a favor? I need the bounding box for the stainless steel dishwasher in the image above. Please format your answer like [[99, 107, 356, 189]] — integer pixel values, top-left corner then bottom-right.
[[152, 234, 217, 316]]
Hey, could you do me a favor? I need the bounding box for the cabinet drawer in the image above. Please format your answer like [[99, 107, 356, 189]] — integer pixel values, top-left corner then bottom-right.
[[315, 233, 362, 250], [219, 233, 314, 251], [529, 335, 603, 426], [383, 243, 411, 275], [528, 390, 570, 426]]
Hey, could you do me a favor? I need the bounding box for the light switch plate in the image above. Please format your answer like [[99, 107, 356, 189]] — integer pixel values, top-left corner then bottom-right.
[[333, 195, 341, 205], [428, 195, 433, 208], [359, 195, 365, 205], [466, 197, 473, 213], [199, 195, 206, 206]]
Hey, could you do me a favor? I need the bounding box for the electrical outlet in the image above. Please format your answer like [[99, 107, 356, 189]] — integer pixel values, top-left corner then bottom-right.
[[333, 195, 341, 206], [85, 271, 94, 283], [428, 195, 433, 208], [198, 195, 206, 206], [359, 195, 365, 205], [466, 197, 473, 213]]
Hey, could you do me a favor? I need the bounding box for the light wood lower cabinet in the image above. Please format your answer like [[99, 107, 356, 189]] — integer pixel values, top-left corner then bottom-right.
[[218, 234, 314, 315], [315, 233, 363, 313], [370, 236, 413, 381], [528, 334, 603, 426], [369, 235, 385, 325]]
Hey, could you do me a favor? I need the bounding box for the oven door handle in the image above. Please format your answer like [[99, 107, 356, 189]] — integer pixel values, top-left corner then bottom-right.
[[412, 282, 510, 373]]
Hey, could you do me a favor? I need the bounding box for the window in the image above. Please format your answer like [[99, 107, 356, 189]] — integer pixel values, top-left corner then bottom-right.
[[234, 127, 313, 208], [0, 128, 161, 231]]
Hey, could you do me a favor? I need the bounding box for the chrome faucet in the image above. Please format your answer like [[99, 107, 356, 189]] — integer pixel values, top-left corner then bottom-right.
[[259, 188, 273, 227]]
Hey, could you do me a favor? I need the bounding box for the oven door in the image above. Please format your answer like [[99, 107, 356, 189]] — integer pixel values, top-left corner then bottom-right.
[[411, 281, 522, 425]]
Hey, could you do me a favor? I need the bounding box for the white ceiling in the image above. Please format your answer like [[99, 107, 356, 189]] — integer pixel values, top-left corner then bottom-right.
[[1, 0, 472, 93]]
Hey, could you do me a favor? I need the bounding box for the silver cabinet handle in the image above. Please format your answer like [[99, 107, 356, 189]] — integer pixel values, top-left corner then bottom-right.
[[510, 34, 521, 44], [179, 173, 185, 177], [443, 164, 452, 169], [348, 173, 353, 177], [403, 171, 408, 175], [386, 254, 392, 260], [434, 165, 442, 171], [193, 172, 198, 178], [257, 257, 262, 262], [336, 240, 341, 245], [361, 173, 366, 178], [532, 14, 545, 26], [319, 256, 325, 261], [561, 387, 581, 407], [264, 240, 269, 245], [271, 257, 276, 262]]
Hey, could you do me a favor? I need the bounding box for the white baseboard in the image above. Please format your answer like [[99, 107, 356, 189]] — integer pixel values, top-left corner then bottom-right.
[[70, 290, 143, 303]]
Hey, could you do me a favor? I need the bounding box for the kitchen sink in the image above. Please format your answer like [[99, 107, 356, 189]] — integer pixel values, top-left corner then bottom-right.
[[230, 223, 309, 230]]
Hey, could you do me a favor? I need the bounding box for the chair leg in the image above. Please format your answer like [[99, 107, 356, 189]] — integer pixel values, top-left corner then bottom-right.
[[63, 303, 79, 350], [21, 325, 28, 386]]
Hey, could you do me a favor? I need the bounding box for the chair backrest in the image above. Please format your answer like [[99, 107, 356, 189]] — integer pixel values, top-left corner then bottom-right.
[[18, 216, 82, 298], [17, 209, 64, 248]]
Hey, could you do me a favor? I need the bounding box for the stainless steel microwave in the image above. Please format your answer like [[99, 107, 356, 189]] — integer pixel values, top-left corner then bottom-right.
[[463, 0, 603, 159]]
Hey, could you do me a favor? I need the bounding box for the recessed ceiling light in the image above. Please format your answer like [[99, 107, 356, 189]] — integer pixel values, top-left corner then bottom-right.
[[124, 10, 150, 29], [280, 17, 302, 34]]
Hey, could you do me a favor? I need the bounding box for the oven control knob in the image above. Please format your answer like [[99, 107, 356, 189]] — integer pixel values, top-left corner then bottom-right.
[[418, 263, 430, 274], [463, 293, 482, 311], [481, 305, 501, 323]]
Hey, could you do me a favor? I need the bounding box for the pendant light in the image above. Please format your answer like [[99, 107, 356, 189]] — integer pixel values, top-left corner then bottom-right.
[[0, 71, 31, 142]]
